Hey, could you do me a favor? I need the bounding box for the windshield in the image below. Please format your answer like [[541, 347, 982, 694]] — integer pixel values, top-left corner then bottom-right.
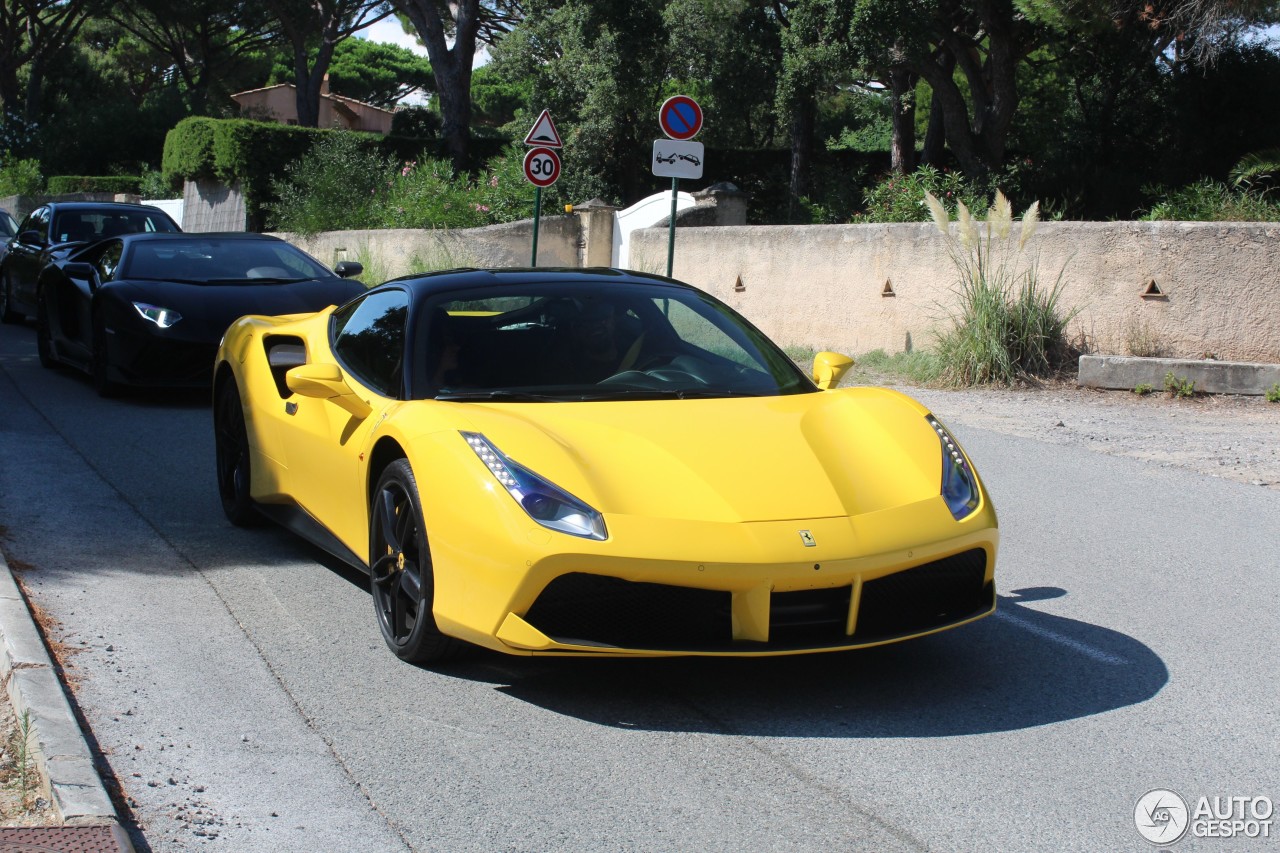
[[120, 238, 332, 284], [0, 211, 16, 239], [414, 280, 813, 402]]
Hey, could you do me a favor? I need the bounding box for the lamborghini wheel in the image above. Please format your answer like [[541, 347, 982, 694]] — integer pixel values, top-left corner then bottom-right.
[[370, 460, 464, 663], [214, 377, 263, 527]]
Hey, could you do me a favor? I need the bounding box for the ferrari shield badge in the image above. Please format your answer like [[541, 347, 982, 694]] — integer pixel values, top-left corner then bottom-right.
[[799, 530, 816, 547]]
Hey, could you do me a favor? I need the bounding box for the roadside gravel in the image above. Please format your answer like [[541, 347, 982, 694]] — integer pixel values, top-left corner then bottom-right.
[[893, 381, 1280, 490]]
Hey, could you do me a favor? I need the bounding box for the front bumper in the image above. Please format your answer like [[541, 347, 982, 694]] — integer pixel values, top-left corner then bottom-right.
[[431, 495, 999, 657]]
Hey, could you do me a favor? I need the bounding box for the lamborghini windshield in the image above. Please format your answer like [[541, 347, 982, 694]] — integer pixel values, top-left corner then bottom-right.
[[416, 281, 814, 402]]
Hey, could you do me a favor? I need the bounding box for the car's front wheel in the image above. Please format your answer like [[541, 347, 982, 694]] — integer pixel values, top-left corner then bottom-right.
[[370, 460, 465, 663], [214, 377, 263, 527]]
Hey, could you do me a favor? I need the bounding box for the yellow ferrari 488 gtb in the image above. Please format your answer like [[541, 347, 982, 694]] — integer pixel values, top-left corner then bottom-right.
[[213, 268, 997, 662]]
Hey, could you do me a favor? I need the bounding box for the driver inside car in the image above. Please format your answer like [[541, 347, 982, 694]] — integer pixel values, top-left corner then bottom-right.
[[559, 298, 647, 383]]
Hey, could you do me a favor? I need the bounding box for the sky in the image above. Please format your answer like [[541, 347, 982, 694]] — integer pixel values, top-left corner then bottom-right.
[[356, 16, 427, 56]]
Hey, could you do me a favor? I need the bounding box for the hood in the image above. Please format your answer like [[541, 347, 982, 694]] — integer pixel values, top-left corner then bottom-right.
[[109, 278, 363, 339], [449, 388, 943, 523]]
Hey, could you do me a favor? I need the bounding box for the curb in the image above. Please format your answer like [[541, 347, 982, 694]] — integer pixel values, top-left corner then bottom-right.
[[1078, 355, 1280, 395], [0, 550, 133, 848]]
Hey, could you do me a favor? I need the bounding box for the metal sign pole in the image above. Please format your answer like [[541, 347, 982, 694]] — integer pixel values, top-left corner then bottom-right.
[[531, 185, 542, 267], [666, 177, 678, 277]]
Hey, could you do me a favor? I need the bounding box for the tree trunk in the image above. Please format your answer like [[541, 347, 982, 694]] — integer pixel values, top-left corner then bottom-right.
[[888, 67, 917, 174], [393, 0, 481, 173], [788, 87, 815, 222]]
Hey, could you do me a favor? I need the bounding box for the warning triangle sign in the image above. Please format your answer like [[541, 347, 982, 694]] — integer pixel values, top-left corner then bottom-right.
[[523, 109, 562, 148]]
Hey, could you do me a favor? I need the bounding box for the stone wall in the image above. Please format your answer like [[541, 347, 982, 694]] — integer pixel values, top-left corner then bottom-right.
[[630, 221, 1280, 363], [277, 214, 581, 279]]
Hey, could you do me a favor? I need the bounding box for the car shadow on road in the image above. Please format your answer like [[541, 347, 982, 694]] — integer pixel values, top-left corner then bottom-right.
[[448, 587, 1167, 738]]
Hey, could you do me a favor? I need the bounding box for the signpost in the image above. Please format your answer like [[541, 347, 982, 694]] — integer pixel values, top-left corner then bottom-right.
[[523, 111, 562, 267], [655, 95, 704, 276]]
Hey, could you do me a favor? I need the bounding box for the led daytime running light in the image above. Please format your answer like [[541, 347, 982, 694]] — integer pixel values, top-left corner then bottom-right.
[[461, 431, 606, 540], [132, 302, 182, 329], [927, 415, 980, 520]]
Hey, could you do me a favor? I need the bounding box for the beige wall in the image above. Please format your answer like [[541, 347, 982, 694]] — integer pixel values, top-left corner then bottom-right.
[[279, 216, 581, 276], [631, 221, 1280, 363]]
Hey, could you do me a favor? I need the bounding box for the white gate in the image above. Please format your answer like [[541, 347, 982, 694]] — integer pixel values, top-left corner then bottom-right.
[[613, 189, 696, 270]]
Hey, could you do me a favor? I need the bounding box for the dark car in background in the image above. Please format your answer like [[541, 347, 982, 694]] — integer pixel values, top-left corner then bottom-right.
[[0, 209, 17, 240], [0, 201, 182, 324], [35, 232, 365, 395]]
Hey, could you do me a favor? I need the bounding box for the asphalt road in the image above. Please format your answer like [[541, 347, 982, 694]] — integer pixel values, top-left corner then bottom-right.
[[1, 318, 1277, 852]]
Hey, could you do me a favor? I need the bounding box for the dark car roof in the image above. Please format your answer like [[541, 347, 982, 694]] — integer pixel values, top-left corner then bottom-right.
[[380, 267, 691, 298], [110, 232, 285, 243], [43, 201, 174, 213]]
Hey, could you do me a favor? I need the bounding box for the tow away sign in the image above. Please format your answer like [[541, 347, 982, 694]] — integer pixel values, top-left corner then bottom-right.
[[652, 139, 704, 179]]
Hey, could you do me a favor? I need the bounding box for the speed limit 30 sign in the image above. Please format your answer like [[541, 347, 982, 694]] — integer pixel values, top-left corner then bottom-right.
[[523, 147, 561, 187]]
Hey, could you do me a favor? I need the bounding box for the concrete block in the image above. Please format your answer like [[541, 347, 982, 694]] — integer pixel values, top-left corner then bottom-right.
[[1078, 355, 1280, 395]]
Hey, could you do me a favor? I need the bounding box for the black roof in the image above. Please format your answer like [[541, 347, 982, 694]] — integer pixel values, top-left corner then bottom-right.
[[41, 201, 175, 213], [380, 267, 691, 298], [108, 232, 284, 243]]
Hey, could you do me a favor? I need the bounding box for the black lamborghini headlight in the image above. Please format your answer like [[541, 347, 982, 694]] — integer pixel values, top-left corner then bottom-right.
[[133, 302, 183, 329], [927, 415, 980, 520], [461, 432, 607, 540]]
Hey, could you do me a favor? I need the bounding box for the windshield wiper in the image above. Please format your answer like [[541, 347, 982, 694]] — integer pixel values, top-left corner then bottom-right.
[[206, 276, 315, 284], [434, 390, 562, 402]]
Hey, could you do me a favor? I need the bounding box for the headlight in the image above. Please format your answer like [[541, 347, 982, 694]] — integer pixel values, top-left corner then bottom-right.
[[461, 432, 607, 540], [927, 415, 980, 520], [133, 302, 182, 328]]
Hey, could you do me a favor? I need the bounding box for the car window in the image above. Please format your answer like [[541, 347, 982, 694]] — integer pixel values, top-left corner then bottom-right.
[[19, 208, 50, 241], [331, 289, 409, 398], [97, 242, 124, 280], [0, 211, 16, 238], [416, 280, 812, 401], [120, 238, 330, 282]]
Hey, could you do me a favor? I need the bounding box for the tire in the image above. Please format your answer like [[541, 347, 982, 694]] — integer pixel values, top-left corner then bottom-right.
[[0, 272, 20, 325], [35, 294, 57, 369], [90, 308, 120, 398], [369, 459, 465, 663], [214, 377, 264, 527]]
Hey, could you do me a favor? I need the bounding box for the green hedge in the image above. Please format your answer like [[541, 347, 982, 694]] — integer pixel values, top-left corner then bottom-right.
[[161, 117, 513, 229], [47, 175, 142, 194]]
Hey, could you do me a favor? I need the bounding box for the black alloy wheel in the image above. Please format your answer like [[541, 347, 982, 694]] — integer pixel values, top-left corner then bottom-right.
[[370, 459, 464, 663], [35, 295, 56, 369], [90, 308, 120, 397], [214, 377, 263, 527], [0, 273, 19, 325]]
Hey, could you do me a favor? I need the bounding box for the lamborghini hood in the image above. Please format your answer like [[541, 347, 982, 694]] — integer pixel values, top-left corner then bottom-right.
[[447, 388, 945, 523]]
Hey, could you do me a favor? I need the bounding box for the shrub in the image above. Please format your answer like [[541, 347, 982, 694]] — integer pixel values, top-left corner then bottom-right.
[[854, 165, 992, 223], [47, 175, 141, 194], [269, 141, 542, 235], [268, 132, 390, 235], [1141, 179, 1280, 221], [0, 152, 44, 196], [1266, 383, 1280, 403], [926, 190, 1078, 386], [140, 169, 181, 200]]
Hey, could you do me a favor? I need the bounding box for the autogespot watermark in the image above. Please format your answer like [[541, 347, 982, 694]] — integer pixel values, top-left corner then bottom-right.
[[1135, 789, 1274, 845]]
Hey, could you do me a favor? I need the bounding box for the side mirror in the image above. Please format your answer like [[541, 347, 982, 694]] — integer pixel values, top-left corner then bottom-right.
[[62, 262, 98, 286], [285, 362, 372, 418], [812, 351, 855, 390], [334, 260, 364, 279], [19, 230, 44, 246]]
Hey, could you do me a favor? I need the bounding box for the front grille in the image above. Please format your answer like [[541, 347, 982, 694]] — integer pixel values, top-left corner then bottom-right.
[[522, 548, 991, 652], [524, 574, 731, 649], [854, 548, 991, 641]]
